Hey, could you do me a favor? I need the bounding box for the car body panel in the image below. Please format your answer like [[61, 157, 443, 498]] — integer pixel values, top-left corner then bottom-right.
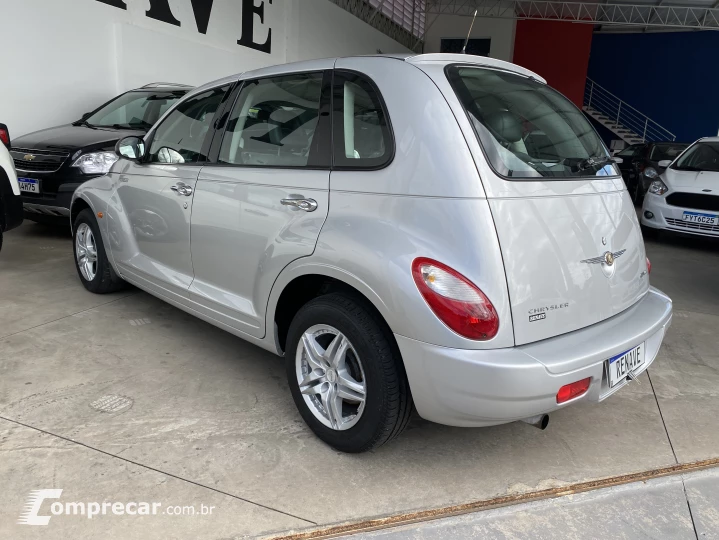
[[189, 167, 330, 338], [489, 190, 649, 345], [106, 160, 202, 298]]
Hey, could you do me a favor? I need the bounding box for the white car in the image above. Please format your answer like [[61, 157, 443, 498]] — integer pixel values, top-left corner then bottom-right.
[[0, 123, 24, 250], [642, 137, 719, 237]]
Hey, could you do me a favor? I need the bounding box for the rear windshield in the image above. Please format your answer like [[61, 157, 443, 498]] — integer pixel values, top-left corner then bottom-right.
[[672, 142, 719, 172], [447, 65, 617, 179]]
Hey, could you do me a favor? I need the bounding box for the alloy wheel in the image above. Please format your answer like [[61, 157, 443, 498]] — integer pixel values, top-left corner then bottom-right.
[[295, 324, 367, 431], [75, 223, 98, 281]]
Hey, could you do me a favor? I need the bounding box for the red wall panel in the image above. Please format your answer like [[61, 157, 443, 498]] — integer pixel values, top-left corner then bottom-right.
[[513, 20, 594, 107]]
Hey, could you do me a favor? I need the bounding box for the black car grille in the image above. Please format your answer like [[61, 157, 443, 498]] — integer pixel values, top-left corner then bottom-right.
[[666, 218, 719, 234], [666, 192, 719, 212], [13, 159, 63, 172], [11, 147, 69, 173]]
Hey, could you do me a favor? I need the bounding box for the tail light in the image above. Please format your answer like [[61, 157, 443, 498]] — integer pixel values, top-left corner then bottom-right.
[[0, 125, 9, 149], [412, 258, 499, 340], [646, 257, 651, 274], [557, 378, 591, 404]]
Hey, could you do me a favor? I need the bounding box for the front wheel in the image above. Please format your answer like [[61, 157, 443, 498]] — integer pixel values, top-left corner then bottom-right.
[[286, 293, 412, 453], [73, 209, 125, 294]]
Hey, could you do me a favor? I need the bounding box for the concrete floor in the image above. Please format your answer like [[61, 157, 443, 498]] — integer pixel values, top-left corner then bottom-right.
[[1, 222, 718, 539], [350, 467, 719, 539]]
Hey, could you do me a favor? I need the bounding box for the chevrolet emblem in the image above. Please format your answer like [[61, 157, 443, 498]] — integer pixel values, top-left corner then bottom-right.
[[24, 154, 36, 161]]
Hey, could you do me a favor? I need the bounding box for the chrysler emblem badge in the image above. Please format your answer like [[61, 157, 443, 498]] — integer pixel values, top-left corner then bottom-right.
[[604, 251, 615, 266], [24, 154, 36, 161]]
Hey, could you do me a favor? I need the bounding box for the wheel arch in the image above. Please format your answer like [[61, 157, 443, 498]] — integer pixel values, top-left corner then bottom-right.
[[70, 196, 93, 233], [267, 263, 397, 355]]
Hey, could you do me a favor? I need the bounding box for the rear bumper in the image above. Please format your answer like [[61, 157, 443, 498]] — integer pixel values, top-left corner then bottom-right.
[[641, 192, 719, 237], [397, 287, 672, 427]]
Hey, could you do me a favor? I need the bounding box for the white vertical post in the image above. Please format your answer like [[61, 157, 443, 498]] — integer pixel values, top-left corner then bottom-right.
[[643, 119, 648, 142], [616, 101, 622, 126]]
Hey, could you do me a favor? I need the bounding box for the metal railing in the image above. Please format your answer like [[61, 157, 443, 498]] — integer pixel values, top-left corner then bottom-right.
[[425, 0, 719, 30], [584, 78, 676, 142]]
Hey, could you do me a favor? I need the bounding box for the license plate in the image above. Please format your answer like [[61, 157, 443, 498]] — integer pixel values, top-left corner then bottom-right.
[[607, 343, 645, 387], [682, 211, 718, 225], [18, 177, 40, 194]]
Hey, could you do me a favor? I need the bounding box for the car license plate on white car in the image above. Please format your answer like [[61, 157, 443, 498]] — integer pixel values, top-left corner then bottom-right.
[[608, 343, 645, 387], [18, 177, 40, 194], [682, 211, 719, 225]]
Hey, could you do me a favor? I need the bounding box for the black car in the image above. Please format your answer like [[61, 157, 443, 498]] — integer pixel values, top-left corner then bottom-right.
[[615, 141, 689, 203], [11, 83, 191, 224]]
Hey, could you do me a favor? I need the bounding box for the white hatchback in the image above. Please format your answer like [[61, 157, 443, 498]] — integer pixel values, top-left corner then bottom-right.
[[642, 137, 719, 237]]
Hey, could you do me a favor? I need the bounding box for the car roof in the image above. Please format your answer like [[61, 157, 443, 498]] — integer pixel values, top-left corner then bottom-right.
[[191, 54, 546, 96]]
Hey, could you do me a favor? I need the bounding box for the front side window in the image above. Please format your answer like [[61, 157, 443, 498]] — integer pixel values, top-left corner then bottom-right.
[[147, 86, 228, 164], [86, 91, 185, 130], [673, 142, 719, 172], [447, 66, 617, 179], [332, 71, 392, 169], [219, 73, 323, 168]]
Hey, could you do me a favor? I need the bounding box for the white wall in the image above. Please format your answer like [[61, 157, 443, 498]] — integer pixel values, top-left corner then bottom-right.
[[423, 15, 515, 62], [0, 0, 409, 138]]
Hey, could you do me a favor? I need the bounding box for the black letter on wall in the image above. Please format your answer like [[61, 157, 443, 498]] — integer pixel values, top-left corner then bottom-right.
[[190, 0, 215, 34], [96, 0, 127, 9], [238, 0, 272, 54], [146, 0, 181, 27]]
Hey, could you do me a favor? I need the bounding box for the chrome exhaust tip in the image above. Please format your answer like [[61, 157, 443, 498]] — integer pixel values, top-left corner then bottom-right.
[[521, 414, 549, 430]]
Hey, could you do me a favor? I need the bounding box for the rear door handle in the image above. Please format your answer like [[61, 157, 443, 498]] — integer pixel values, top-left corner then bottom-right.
[[171, 182, 193, 196], [281, 198, 318, 212]]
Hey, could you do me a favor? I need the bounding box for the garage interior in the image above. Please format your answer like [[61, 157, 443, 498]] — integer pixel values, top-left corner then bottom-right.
[[2, 0, 719, 539]]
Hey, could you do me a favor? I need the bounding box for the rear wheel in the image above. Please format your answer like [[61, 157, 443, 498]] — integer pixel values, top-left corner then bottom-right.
[[73, 209, 124, 294], [285, 293, 412, 453]]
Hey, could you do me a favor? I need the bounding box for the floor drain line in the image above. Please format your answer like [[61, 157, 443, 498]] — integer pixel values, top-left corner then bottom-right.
[[268, 457, 719, 540]]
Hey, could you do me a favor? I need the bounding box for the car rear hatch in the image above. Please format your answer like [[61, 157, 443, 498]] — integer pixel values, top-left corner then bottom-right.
[[416, 58, 650, 345]]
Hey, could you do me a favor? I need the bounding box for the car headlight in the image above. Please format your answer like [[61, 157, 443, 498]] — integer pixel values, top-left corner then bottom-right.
[[643, 167, 658, 179], [648, 179, 669, 195], [72, 151, 118, 174]]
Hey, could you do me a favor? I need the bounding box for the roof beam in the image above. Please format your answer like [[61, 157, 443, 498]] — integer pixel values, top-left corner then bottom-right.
[[426, 0, 719, 30]]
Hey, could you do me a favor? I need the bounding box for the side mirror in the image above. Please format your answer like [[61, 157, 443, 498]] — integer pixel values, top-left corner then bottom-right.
[[612, 157, 623, 164], [0, 123, 10, 149], [658, 160, 671, 168], [115, 136, 146, 161]]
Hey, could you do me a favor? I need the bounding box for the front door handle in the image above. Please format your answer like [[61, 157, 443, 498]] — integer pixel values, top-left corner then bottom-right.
[[281, 198, 318, 212], [171, 182, 193, 196]]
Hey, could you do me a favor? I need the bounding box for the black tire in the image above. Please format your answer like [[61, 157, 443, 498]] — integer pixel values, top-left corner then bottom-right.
[[73, 208, 125, 294], [286, 293, 412, 453]]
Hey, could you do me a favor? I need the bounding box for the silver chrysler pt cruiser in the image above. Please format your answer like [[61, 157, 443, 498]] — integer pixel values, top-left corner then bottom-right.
[[71, 54, 673, 453]]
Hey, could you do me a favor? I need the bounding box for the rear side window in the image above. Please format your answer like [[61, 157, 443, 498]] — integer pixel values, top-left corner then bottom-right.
[[332, 71, 393, 169], [219, 73, 324, 168], [147, 86, 229, 164]]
